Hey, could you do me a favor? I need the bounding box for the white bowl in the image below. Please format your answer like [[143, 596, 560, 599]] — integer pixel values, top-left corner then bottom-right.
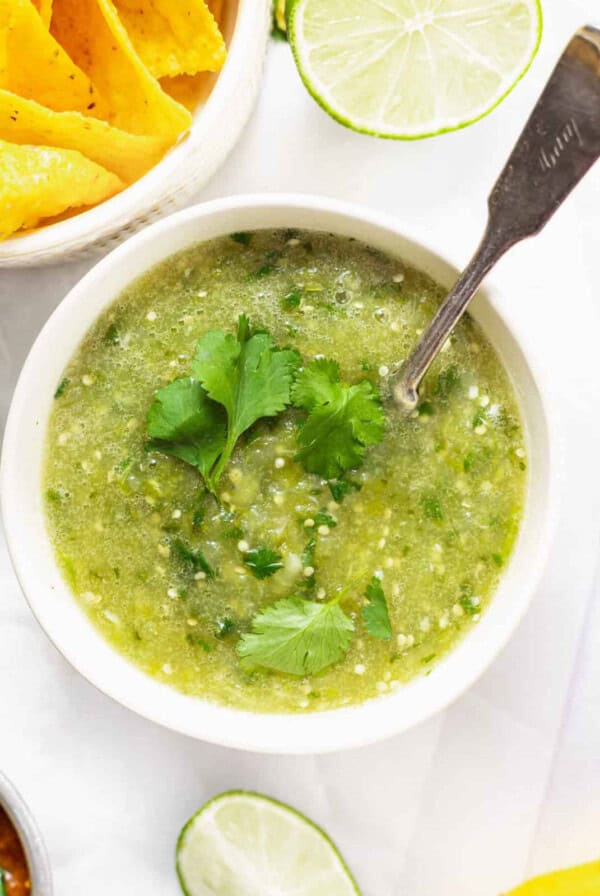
[[0, 773, 52, 895], [0, 0, 269, 268], [0, 195, 558, 753]]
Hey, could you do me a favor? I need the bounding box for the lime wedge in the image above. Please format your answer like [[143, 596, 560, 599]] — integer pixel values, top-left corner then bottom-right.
[[176, 791, 361, 896], [287, 0, 542, 139]]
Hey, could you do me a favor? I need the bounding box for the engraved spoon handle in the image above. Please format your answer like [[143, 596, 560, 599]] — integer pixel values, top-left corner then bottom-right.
[[394, 25, 600, 410]]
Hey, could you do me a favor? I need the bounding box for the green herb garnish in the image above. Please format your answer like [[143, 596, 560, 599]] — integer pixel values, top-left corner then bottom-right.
[[103, 322, 120, 345], [291, 358, 384, 478], [231, 232, 252, 245], [313, 511, 337, 529], [237, 596, 354, 676], [328, 478, 361, 503], [172, 538, 215, 579], [215, 617, 236, 639], [54, 378, 69, 398], [362, 576, 392, 639], [147, 316, 299, 492], [422, 496, 443, 520], [244, 547, 284, 579], [0, 868, 7, 896]]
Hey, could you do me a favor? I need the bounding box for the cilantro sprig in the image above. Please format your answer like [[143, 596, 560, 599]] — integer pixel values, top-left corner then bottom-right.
[[291, 359, 384, 479], [238, 577, 393, 676], [237, 596, 354, 676], [147, 316, 299, 492], [362, 577, 392, 639], [244, 547, 284, 579]]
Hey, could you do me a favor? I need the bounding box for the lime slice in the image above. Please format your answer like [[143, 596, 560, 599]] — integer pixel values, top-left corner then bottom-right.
[[287, 0, 542, 139], [176, 791, 361, 896]]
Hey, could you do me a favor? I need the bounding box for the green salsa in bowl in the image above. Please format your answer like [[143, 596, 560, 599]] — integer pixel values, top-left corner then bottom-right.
[[0, 196, 555, 752]]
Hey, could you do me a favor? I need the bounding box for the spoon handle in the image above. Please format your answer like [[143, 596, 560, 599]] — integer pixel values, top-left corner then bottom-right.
[[395, 25, 600, 410]]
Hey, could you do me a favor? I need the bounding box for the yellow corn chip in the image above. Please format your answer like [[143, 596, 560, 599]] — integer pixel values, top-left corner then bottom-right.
[[0, 138, 123, 240], [505, 859, 600, 896], [160, 73, 214, 113], [0, 0, 107, 116], [31, 0, 53, 27], [51, 0, 191, 140], [114, 0, 226, 79], [0, 89, 167, 182], [206, 0, 223, 27]]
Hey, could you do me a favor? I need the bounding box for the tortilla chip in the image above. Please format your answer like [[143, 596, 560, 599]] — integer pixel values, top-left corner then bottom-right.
[[51, 0, 191, 140], [0, 90, 167, 182], [206, 0, 223, 27], [114, 0, 226, 79], [0, 138, 123, 239], [31, 0, 53, 27], [160, 73, 214, 113], [0, 0, 107, 116]]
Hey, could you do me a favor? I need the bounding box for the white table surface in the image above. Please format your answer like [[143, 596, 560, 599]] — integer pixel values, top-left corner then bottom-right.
[[1, 2, 600, 893]]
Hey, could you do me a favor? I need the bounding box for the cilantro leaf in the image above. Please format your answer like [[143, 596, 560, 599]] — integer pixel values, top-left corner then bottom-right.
[[237, 596, 354, 676], [329, 478, 361, 503], [147, 377, 226, 484], [244, 547, 284, 579], [362, 576, 392, 639], [172, 538, 215, 579], [313, 511, 337, 528], [292, 359, 385, 479], [192, 315, 300, 484]]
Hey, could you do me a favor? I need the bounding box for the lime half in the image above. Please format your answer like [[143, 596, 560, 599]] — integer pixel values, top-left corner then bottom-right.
[[176, 791, 361, 896], [287, 0, 542, 139]]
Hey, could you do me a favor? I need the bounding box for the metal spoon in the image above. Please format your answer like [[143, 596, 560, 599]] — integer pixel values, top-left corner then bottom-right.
[[394, 25, 600, 410]]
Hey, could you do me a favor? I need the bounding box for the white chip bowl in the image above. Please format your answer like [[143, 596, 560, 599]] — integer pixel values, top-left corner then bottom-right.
[[0, 0, 269, 268], [0, 195, 558, 753]]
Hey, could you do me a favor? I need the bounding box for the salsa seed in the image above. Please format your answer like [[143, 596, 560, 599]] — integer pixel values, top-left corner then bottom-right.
[[383, 525, 390, 536], [439, 613, 449, 629], [353, 301, 364, 309], [434, 543, 443, 553], [237, 540, 249, 553], [376, 681, 388, 693], [354, 664, 366, 675], [385, 557, 394, 568], [479, 395, 490, 407], [515, 447, 525, 458], [287, 238, 301, 246], [318, 525, 330, 536], [392, 584, 401, 597], [474, 424, 487, 436], [378, 537, 386, 549], [82, 375, 94, 386], [194, 571, 206, 581], [82, 591, 101, 604], [197, 290, 208, 298], [94, 450, 102, 460], [327, 501, 339, 512], [126, 419, 138, 431], [304, 518, 315, 528], [390, 322, 400, 332], [298, 699, 309, 708], [167, 588, 178, 599], [274, 494, 284, 506], [452, 603, 464, 617], [157, 544, 170, 557], [146, 311, 157, 321], [187, 619, 198, 626], [420, 617, 431, 632], [57, 432, 70, 445], [162, 663, 173, 674], [172, 509, 182, 519], [169, 360, 177, 368], [378, 365, 389, 377], [383, 670, 392, 682], [274, 457, 286, 469], [229, 468, 242, 484], [234, 566, 247, 575], [103, 610, 119, 624], [468, 385, 479, 399], [317, 588, 326, 599], [393, 272, 405, 283], [221, 491, 232, 503], [303, 566, 315, 578], [374, 569, 384, 580]]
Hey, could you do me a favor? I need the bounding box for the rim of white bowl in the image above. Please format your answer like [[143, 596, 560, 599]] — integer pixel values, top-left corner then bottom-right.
[[0, 0, 269, 267], [0, 195, 561, 753]]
